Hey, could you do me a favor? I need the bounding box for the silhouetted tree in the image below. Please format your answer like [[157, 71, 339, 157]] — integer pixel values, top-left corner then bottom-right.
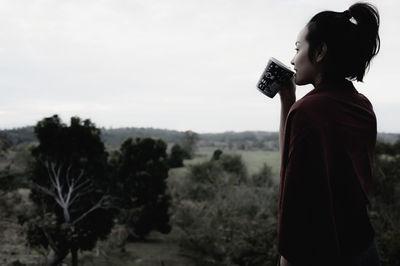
[[111, 137, 171, 239], [168, 144, 185, 168], [179, 130, 199, 159], [211, 149, 223, 161], [26, 115, 115, 266]]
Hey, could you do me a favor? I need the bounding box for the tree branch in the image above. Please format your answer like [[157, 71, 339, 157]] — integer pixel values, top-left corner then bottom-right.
[[38, 159, 113, 229], [72, 195, 112, 226]]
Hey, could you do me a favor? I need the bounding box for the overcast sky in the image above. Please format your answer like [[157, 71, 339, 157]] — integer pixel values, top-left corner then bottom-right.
[[1, 0, 399, 133]]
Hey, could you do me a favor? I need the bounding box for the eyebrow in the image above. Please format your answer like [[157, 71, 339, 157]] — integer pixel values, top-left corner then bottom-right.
[[295, 41, 301, 46]]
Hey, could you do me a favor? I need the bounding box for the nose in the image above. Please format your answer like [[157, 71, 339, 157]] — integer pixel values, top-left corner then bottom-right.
[[290, 57, 295, 66]]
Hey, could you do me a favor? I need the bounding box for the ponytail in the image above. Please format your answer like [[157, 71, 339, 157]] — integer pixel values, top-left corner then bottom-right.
[[305, 2, 380, 82], [348, 2, 380, 81]]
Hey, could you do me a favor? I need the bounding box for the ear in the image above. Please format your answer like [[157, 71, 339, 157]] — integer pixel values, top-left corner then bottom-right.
[[315, 42, 327, 63]]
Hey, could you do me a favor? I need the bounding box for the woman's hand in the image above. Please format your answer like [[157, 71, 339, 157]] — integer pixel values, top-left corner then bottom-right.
[[279, 77, 296, 104]]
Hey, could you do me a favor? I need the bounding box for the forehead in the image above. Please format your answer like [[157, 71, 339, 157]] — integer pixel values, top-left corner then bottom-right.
[[296, 27, 308, 44]]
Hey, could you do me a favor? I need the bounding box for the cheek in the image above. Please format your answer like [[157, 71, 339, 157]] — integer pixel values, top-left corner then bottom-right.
[[294, 52, 311, 84], [297, 50, 308, 66], [293, 54, 305, 74], [298, 51, 314, 74]]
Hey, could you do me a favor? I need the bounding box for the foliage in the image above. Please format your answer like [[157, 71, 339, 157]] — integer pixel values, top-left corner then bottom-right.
[[211, 149, 223, 161], [218, 153, 248, 182], [251, 163, 274, 188], [179, 131, 199, 159], [0, 166, 21, 196], [200, 131, 280, 151], [111, 137, 171, 239], [172, 151, 278, 266], [100, 127, 184, 149], [168, 144, 185, 168], [183, 153, 248, 202], [370, 141, 400, 266], [25, 114, 115, 266], [0, 126, 36, 147], [0, 139, 11, 156], [0, 145, 34, 197], [0, 189, 25, 219], [9, 260, 26, 266]]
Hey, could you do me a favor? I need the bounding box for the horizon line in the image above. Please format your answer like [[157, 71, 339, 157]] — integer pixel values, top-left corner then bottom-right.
[[1, 124, 399, 136]]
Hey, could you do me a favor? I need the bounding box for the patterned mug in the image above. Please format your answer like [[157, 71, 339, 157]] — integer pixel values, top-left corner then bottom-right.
[[257, 57, 294, 98]]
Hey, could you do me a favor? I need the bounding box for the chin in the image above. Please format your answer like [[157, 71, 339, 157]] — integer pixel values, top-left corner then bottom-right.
[[294, 76, 304, 85], [294, 75, 310, 86]]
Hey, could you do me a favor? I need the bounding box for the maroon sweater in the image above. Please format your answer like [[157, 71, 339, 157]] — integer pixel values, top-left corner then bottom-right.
[[278, 80, 376, 265]]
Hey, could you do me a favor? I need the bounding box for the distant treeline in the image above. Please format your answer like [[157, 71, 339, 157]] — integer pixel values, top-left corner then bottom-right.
[[103, 128, 281, 150], [1, 126, 399, 151], [102, 127, 184, 149], [0, 126, 36, 147]]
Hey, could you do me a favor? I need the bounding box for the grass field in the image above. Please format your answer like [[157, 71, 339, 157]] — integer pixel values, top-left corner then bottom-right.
[[184, 147, 281, 181]]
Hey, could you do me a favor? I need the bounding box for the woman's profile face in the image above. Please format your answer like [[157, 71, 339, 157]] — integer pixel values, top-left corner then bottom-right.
[[291, 27, 319, 86]]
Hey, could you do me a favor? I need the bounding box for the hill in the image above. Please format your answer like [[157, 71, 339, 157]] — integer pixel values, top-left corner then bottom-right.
[[0, 126, 399, 151]]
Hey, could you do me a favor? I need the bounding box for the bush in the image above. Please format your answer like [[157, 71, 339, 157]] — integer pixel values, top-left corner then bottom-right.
[[370, 141, 400, 266], [172, 152, 278, 266]]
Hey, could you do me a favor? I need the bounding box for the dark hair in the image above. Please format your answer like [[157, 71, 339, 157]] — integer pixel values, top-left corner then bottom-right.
[[306, 2, 380, 82]]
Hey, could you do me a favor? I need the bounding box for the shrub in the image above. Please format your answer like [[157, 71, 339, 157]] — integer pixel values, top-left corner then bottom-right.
[[370, 141, 400, 266], [172, 152, 278, 266]]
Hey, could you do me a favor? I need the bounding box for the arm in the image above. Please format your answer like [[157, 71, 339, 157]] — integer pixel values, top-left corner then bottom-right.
[[278, 79, 295, 266], [279, 78, 296, 153], [279, 123, 328, 264]]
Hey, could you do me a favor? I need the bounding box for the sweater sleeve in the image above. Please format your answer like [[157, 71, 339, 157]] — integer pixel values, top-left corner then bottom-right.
[[278, 113, 340, 264]]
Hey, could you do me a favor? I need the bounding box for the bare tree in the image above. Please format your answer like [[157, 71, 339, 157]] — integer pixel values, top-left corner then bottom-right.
[[34, 160, 113, 266], [25, 115, 115, 266]]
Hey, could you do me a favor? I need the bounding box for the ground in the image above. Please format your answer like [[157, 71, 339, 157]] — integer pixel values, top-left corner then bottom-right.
[[1, 216, 195, 266]]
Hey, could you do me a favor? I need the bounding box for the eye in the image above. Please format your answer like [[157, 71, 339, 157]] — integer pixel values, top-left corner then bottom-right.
[[295, 48, 299, 53]]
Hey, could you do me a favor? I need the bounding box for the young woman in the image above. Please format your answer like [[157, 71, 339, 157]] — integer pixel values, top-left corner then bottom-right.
[[277, 2, 381, 266]]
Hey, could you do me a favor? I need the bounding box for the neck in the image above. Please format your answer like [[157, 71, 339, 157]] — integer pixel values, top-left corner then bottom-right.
[[312, 74, 323, 88], [313, 75, 347, 88]]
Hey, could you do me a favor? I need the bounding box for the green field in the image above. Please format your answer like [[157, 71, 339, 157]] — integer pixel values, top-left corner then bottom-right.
[[184, 147, 281, 181]]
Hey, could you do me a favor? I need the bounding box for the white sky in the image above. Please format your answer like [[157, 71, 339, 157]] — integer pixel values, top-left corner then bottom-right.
[[0, 0, 399, 133]]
